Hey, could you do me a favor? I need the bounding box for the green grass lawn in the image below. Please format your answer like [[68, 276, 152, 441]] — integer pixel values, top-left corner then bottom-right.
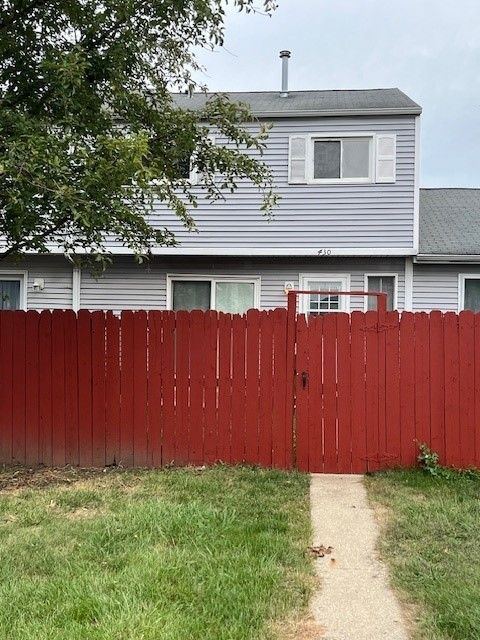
[[366, 470, 480, 640], [0, 465, 313, 640]]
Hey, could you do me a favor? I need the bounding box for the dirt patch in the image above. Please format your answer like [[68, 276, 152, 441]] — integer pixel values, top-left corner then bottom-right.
[[272, 614, 326, 640], [0, 465, 115, 493]]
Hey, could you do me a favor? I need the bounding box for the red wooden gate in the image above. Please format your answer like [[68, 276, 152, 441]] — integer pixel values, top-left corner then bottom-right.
[[291, 303, 480, 473], [289, 290, 394, 473]]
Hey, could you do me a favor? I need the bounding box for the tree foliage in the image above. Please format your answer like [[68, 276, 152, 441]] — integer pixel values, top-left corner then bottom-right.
[[0, 0, 278, 263]]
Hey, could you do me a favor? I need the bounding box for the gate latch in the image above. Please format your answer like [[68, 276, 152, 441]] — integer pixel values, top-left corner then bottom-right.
[[301, 371, 308, 389]]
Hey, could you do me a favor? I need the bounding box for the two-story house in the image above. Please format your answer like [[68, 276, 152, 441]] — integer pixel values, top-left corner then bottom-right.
[[1, 52, 480, 314]]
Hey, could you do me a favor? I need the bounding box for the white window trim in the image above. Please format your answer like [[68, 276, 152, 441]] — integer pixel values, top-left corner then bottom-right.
[[307, 132, 375, 185], [299, 273, 351, 314], [166, 273, 261, 311], [363, 273, 399, 311], [0, 271, 28, 311], [458, 274, 480, 312]]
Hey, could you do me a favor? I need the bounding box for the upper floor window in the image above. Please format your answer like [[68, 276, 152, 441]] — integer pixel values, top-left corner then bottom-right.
[[313, 137, 372, 182], [289, 133, 396, 185]]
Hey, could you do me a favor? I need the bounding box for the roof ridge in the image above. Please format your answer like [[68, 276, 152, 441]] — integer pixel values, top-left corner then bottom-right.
[[172, 88, 402, 95]]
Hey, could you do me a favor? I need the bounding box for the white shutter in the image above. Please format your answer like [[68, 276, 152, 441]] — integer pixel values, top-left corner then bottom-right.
[[190, 134, 216, 185], [189, 158, 199, 185], [375, 134, 396, 183], [288, 135, 307, 184]]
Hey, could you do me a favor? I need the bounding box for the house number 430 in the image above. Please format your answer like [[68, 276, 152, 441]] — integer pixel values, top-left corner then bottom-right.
[[317, 248, 332, 256]]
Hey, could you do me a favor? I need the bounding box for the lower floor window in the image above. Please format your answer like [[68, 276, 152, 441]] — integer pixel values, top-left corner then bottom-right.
[[366, 274, 396, 311], [0, 277, 22, 310], [299, 274, 350, 314], [169, 276, 259, 313], [461, 276, 480, 311]]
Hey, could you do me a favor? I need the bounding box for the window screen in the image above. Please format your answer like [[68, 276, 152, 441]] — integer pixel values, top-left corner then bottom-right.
[[367, 276, 395, 311], [172, 281, 211, 311], [464, 279, 480, 312], [0, 280, 20, 310], [313, 141, 341, 179]]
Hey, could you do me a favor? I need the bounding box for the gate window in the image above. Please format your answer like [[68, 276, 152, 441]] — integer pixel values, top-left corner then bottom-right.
[[299, 274, 350, 314]]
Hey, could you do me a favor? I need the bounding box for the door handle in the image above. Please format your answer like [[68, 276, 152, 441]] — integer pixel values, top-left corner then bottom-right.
[[301, 371, 308, 389]]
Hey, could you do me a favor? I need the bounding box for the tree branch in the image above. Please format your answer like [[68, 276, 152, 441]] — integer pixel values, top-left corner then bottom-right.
[[0, 215, 70, 260]]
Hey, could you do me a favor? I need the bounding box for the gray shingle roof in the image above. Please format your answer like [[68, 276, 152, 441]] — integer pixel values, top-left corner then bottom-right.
[[172, 88, 421, 116], [420, 189, 480, 255]]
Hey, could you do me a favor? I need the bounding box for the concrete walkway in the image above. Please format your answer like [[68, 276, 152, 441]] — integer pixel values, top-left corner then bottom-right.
[[310, 474, 409, 640]]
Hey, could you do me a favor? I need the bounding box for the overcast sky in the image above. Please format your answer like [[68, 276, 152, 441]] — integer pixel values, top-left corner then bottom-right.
[[196, 0, 480, 187]]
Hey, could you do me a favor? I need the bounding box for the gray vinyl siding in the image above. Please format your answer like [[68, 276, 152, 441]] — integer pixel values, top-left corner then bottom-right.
[[1, 257, 73, 310], [413, 263, 480, 312], [80, 256, 406, 312], [147, 115, 417, 252]]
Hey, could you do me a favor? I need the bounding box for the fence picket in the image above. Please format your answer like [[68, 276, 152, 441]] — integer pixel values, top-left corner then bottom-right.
[[231, 314, 247, 463], [147, 311, 162, 468], [336, 313, 351, 473], [25, 311, 40, 465], [459, 311, 475, 468], [120, 311, 134, 467], [203, 311, 218, 464], [399, 312, 416, 466], [444, 312, 461, 467], [429, 311, 445, 463], [12, 311, 26, 464], [189, 310, 205, 465], [105, 312, 120, 465], [258, 311, 274, 467], [295, 313, 309, 472], [308, 315, 323, 473], [39, 311, 53, 466], [272, 308, 288, 468], [245, 309, 260, 464], [350, 312, 367, 473], [365, 311, 380, 472], [51, 310, 66, 466], [133, 311, 148, 467], [384, 311, 401, 468]]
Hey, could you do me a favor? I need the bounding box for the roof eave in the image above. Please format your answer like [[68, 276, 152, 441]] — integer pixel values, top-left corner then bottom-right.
[[250, 106, 422, 118], [415, 253, 480, 264]]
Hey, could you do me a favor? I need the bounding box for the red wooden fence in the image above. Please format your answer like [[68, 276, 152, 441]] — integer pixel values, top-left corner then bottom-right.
[[0, 309, 290, 468], [0, 307, 480, 472]]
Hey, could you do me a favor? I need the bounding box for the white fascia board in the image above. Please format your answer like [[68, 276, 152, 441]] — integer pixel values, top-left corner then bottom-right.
[[149, 247, 415, 257], [18, 246, 417, 258]]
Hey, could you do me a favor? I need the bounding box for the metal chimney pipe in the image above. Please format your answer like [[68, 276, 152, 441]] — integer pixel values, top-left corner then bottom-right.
[[279, 50, 291, 97]]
